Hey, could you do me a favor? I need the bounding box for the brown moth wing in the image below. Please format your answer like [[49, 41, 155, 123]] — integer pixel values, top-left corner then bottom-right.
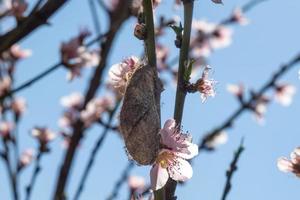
[[120, 65, 163, 165]]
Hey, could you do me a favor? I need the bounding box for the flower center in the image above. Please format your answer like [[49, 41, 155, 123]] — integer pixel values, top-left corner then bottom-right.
[[156, 151, 174, 169]]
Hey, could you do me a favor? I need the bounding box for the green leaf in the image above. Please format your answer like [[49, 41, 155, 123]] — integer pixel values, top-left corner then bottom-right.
[[170, 22, 183, 36]]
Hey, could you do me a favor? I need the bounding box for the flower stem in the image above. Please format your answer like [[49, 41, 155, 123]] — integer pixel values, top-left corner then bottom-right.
[[25, 151, 43, 200], [73, 101, 121, 200], [173, 0, 194, 124], [143, 0, 157, 68], [166, 0, 194, 199]]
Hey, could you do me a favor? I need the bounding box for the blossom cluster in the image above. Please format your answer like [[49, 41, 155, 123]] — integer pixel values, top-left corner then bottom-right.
[[60, 29, 100, 81], [227, 83, 296, 123], [150, 119, 198, 190], [59, 92, 113, 131]]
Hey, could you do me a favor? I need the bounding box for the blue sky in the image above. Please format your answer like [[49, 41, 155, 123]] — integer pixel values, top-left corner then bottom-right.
[[1, 0, 300, 199]]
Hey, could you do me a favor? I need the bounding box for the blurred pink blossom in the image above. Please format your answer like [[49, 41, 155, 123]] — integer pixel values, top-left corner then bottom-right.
[[227, 83, 244, 98], [231, 7, 249, 25], [60, 29, 100, 81], [59, 92, 83, 129], [277, 147, 300, 177], [31, 127, 56, 145], [80, 96, 113, 127], [0, 76, 12, 96], [0, 121, 14, 139], [11, 0, 28, 18], [205, 131, 228, 149], [19, 148, 35, 168], [191, 20, 232, 56], [108, 56, 140, 95], [60, 92, 83, 110], [128, 175, 146, 191], [210, 26, 233, 49], [156, 44, 169, 71], [1, 44, 32, 62], [274, 84, 296, 107], [252, 95, 270, 124], [11, 97, 26, 116], [150, 119, 198, 190]]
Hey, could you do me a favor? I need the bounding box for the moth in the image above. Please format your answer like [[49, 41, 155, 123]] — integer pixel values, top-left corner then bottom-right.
[[120, 64, 163, 165]]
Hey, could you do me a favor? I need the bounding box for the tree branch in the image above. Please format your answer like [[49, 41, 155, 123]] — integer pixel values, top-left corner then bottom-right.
[[52, 2, 131, 199], [0, 32, 107, 101], [165, 1, 195, 199], [73, 101, 121, 200], [0, 0, 69, 54], [106, 162, 135, 200], [199, 53, 300, 151], [221, 139, 245, 200], [25, 151, 43, 200]]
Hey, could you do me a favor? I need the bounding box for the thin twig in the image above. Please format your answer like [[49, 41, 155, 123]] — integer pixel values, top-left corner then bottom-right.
[[25, 151, 43, 200], [221, 139, 245, 200], [52, 2, 131, 199], [0, 0, 69, 54], [73, 101, 121, 200], [165, 1, 195, 199], [199, 53, 300, 151], [29, 0, 45, 16], [96, 0, 111, 15], [0, 32, 107, 101], [106, 162, 135, 200], [89, 0, 101, 35], [1, 139, 19, 200], [143, 0, 157, 68]]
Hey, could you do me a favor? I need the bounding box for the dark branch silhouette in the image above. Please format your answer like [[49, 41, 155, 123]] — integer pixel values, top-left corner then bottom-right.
[[221, 139, 245, 200], [199, 53, 300, 151], [0, 0, 69, 54], [73, 101, 121, 200], [52, 2, 132, 199], [106, 162, 135, 200]]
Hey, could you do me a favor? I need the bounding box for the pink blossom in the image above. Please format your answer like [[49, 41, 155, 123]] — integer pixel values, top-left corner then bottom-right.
[[232, 7, 249, 26], [60, 131, 72, 149], [108, 56, 140, 95], [0, 121, 14, 139], [0, 76, 12, 96], [210, 26, 233, 49], [59, 92, 83, 129], [150, 119, 198, 190], [205, 131, 228, 149], [11, 97, 26, 116], [31, 127, 56, 145], [192, 20, 217, 34], [11, 0, 28, 18], [58, 111, 78, 129], [19, 148, 35, 167], [60, 29, 99, 81], [191, 20, 232, 56], [251, 95, 270, 124], [156, 44, 169, 71], [227, 83, 244, 98], [80, 96, 113, 127], [0, 0, 12, 15], [10, 44, 32, 59], [197, 66, 217, 102], [274, 84, 296, 107], [128, 176, 146, 191], [277, 147, 300, 177], [1, 45, 32, 62], [60, 92, 83, 110], [192, 41, 212, 57]]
